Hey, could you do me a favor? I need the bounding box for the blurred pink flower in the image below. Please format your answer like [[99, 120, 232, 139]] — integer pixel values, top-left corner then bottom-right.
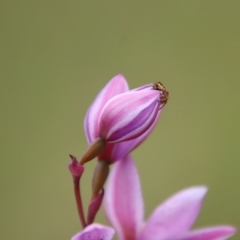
[[84, 74, 164, 163], [71, 224, 114, 240], [71, 155, 236, 240]]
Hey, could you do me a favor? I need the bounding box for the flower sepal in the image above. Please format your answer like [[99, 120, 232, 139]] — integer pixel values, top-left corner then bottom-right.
[[87, 189, 104, 225]]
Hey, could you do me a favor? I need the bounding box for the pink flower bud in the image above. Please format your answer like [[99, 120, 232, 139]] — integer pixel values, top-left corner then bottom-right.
[[84, 74, 129, 144], [98, 90, 161, 143], [84, 74, 168, 163]]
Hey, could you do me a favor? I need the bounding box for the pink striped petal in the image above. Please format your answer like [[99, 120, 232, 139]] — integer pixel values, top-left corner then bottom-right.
[[99, 90, 160, 143], [172, 226, 236, 240], [71, 223, 115, 240], [131, 84, 153, 92], [109, 110, 162, 161], [98, 110, 161, 163], [140, 186, 207, 240], [84, 74, 129, 144], [97, 88, 163, 163], [104, 155, 144, 240]]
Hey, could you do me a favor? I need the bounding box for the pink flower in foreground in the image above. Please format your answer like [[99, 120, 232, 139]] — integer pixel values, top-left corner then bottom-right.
[[71, 224, 115, 240], [84, 74, 165, 163], [71, 155, 236, 240]]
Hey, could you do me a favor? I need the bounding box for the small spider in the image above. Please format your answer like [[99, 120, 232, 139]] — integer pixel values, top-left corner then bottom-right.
[[152, 81, 169, 110]]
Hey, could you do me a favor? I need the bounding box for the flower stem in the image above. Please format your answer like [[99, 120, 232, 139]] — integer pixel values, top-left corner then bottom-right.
[[73, 178, 86, 228]]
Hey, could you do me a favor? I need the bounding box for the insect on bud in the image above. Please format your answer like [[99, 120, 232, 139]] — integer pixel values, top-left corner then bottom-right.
[[152, 81, 170, 109]]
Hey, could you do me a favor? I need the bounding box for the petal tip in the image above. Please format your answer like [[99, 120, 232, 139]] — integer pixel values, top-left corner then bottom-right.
[[111, 73, 126, 81], [116, 73, 124, 77], [186, 186, 208, 199], [222, 225, 237, 236], [228, 226, 237, 235]]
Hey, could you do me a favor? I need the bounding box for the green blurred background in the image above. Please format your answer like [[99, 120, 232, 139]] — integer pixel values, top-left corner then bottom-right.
[[1, 1, 239, 239]]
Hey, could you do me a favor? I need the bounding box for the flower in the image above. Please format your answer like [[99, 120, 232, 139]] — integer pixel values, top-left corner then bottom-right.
[[98, 89, 160, 143], [84, 74, 165, 163], [84, 74, 129, 145], [104, 155, 236, 240], [71, 223, 114, 240], [71, 155, 236, 240]]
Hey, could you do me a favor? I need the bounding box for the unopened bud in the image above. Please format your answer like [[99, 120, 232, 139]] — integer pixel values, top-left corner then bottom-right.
[[68, 155, 84, 182], [99, 90, 160, 143]]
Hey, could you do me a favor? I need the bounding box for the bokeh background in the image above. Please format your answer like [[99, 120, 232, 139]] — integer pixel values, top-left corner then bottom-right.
[[1, 1, 239, 239]]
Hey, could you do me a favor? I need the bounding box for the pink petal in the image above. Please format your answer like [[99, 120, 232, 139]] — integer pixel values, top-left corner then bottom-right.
[[71, 223, 115, 240], [84, 74, 129, 144], [172, 226, 236, 240], [104, 155, 144, 240], [99, 90, 160, 143], [140, 186, 208, 240], [108, 110, 162, 161], [97, 89, 163, 163], [131, 84, 153, 92]]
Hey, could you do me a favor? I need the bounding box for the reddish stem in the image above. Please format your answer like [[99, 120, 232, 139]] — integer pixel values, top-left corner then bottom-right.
[[73, 178, 86, 228]]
